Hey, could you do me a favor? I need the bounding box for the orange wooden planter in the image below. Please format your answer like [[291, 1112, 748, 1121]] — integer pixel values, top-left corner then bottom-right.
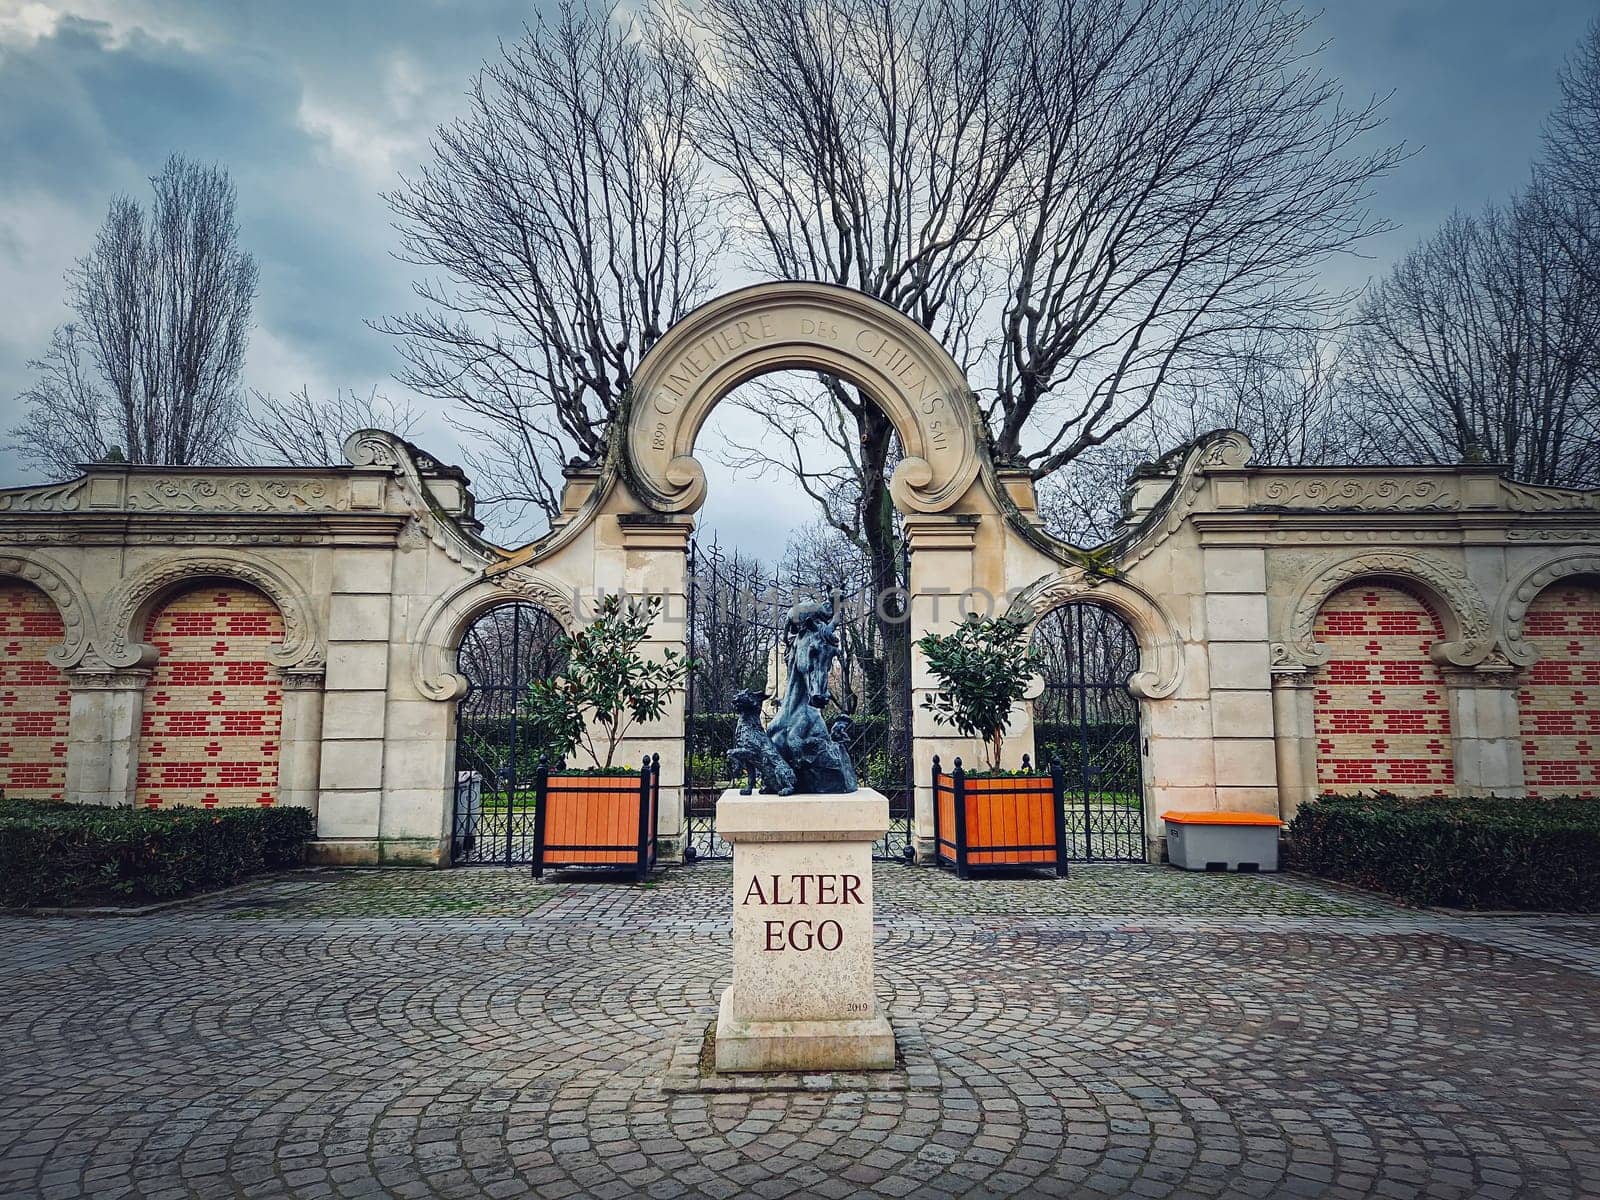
[[533, 755, 660, 881], [932, 755, 1067, 879]]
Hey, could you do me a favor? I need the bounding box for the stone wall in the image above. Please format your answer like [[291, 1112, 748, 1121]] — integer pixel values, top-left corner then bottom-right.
[[4, 423, 1595, 866], [0, 287, 1596, 867]]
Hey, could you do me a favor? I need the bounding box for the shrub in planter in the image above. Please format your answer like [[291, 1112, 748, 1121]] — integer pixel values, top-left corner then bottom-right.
[[919, 615, 1064, 876], [1286, 793, 1600, 911], [915, 612, 1039, 773], [521, 595, 692, 877], [0, 800, 314, 908], [931, 756, 1066, 878]]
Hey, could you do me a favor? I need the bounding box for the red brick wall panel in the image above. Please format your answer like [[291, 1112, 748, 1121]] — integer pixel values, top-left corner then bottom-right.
[[1314, 585, 1454, 796], [135, 585, 283, 809], [1518, 583, 1600, 799], [0, 583, 69, 801]]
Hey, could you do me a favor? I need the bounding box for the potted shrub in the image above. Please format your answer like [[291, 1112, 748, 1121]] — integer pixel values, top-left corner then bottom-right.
[[917, 613, 1066, 877], [522, 594, 692, 879]]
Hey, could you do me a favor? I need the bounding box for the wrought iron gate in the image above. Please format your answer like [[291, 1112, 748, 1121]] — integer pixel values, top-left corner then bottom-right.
[[1031, 602, 1146, 861], [450, 602, 568, 865], [682, 537, 915, 862]]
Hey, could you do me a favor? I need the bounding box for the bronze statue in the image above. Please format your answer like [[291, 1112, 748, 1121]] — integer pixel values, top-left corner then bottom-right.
[[728, 598, 858, 795]]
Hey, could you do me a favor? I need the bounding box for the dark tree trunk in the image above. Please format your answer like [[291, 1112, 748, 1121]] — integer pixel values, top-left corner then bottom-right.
[[856, 397, 908, 738]]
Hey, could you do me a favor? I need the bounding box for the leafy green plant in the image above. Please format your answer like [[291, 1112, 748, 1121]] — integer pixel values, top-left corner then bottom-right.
[[1286, 793, 1600, 911], [916, 612, 1041, 772], [524, 594, 694, 769]]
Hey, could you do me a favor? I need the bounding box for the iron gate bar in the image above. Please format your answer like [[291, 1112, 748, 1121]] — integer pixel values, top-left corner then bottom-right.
[[450, 601, 567, 865], [1031, 601, 1146, 863], [682, 535, 915, 863]]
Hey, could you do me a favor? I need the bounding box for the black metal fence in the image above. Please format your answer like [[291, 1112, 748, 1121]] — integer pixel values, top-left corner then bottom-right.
[[682, 536, 915, 862], [1030, 602, 1147, 861], [450, 602, 568, 865]]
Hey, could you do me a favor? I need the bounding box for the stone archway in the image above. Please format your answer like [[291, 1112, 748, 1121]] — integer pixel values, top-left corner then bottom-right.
[[624, 282, 985, 517]]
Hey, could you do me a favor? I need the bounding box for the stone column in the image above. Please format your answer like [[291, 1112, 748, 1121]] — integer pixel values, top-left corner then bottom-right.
[[1441, 665, 1526, 797], [64, 666, 150, 806], [275, 668, 325, 814], [1269, 667, 1319, 820], [313, 551, 395, 864], [616, 514, 695, 862], [1201, 548, 1280, 814], [904, 514, 981, 863]]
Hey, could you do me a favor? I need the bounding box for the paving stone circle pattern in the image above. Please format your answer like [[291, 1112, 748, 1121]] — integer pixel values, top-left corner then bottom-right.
[[5, 863, 1600, 1199], [135, 585, 284, 809]]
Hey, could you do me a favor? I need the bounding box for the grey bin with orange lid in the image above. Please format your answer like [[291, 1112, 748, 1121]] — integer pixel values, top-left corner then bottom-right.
[[1162, 810, 1282, 872]]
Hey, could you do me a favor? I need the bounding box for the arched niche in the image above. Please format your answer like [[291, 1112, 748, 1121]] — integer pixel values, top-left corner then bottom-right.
[[1008, 571, 1184, 700], [1281, 551, 1493, 670], [625, 282, 983, 516], [412, 570, 577, 701], [100, 551, 324, 671]]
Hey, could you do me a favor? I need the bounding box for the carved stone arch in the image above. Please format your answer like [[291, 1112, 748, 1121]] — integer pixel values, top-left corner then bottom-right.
[[101, 551, 324, 670], [1281, 550, 1493, 670], [0, 550, 94, 668], [413, 570, 577, 701], [625, 282, 985, 517], [1500, 552, 1600, 667], [1007, 571, 1184, 700]]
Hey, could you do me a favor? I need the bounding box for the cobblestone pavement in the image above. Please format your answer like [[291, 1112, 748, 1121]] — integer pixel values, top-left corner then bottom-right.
[[4, 864, 1599, 1199]]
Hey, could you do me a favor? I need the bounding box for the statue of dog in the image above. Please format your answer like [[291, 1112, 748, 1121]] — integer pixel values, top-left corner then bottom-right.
[[726, 688, 797, 796]]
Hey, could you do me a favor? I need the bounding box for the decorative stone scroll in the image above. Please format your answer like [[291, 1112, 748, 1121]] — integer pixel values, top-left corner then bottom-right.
[[412, 571, 578, 702], [1500, 552, 1600, 666], [626, 283, 980, 515], [0, 550, 93, 668], [1006, 570, 1184, 700]]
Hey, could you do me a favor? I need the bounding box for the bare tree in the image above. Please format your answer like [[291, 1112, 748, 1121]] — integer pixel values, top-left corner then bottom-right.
[[987, 0, 1394, 478], [1038, 325, 1354, 544], [666, 0, 1032, 730], [1541, 18, 1600, 290], [1345, 190, 1600, 488], [238, 387, 419, 466], [382, 0, 719, 538], [10, 155, 256, 477]]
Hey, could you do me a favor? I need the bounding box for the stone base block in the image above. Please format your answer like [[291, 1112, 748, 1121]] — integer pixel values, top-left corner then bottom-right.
[[306, 838, 444, 867], [713, 988, 895, 1073]]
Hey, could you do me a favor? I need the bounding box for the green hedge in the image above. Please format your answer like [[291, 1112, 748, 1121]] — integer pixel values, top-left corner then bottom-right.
[[0, 800, 315, 908], [1286, 794, 1600, 911]]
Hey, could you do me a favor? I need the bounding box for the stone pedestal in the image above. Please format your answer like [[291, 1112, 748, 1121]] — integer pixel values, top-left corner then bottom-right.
[[714, 789, 895, 1073]]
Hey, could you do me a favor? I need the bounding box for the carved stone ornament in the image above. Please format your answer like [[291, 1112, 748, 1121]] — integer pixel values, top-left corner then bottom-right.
[[412, 571, 578, 702], [64, 666, 154, 691], [100, 552, 325, 671], [1117, 430, 1256, 572], [0, 479, 86, 513], [343, 428, 495, 568], [1500, 479, 1600, 513], [1258, 476, 1459, 511], [1006, 570, 1184, 699], [0, 551, 93, 667], [625, 282, 981, 516], [1283, 550, 1494, 670], [1500, 552, 1600, 666], [123, 477, 347, 514]]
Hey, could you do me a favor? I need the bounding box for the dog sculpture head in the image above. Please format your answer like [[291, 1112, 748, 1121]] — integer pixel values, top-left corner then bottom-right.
[[731, 688, 768, 718]]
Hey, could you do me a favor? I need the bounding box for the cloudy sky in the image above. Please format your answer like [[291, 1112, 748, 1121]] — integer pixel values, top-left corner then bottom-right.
[[0, 0, 1596, 552]]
